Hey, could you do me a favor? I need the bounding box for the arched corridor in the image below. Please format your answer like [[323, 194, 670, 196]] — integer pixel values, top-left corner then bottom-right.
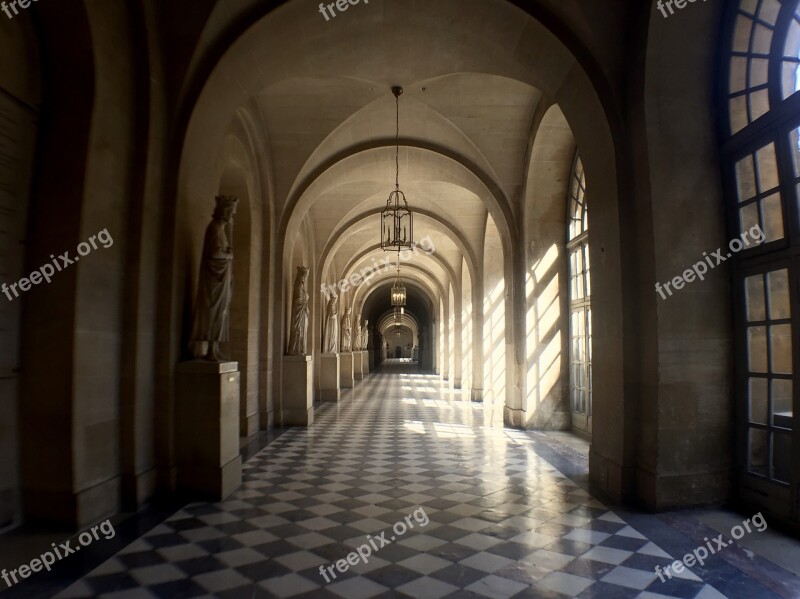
[[4, 0, 800, 597]]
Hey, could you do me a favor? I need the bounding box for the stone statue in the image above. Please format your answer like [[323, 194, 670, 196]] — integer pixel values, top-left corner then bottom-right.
[[322, 295, 339, 354], [287, 266, 310, 355], [361, 320, 369, 350], [341, 307, 352, 352], [190, 195, 238, 361], [354, 316, 362, 351]]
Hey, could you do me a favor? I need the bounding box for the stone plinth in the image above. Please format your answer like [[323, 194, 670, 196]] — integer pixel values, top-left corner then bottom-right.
[[319, 353, 340, 402], [340, 352, 355, 389], [353, 351, 364, 380], [175, 360, 242, 502], [361, 350, 370, 375], [282, 355, 313, 425]]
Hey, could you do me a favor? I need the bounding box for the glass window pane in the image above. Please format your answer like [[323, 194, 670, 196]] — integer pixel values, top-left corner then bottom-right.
[[772, 379, 793, 428], [752, 24, 773, 54], [730, 57, 748, 93], [749, 377, 769, 424], [746, 274, 766, 322], [759, 0, 781, 25], [736, 155, 757, 201], [767, 269, 791, 320], [770, 324, 792, 374], [785, 18, 800, 60], [730, 96, 748, 134], [585, 266, 591, 297], [740, 0, 758, 17], [756, 143, 779, 191], [782, 20, 800, 99], [748, 326, 768, 373], [781, 61, 800, 100], [761, 193, 785, 242], [733, 15, 753, 51], [750, 57, 770, 87], [749, 427, 769, 476], [740, 202, 760, 239], [772, 432, 792, 483], [587, 309, 592, 361], [792, 127, 800, 176], [750, 89, 770, 122]]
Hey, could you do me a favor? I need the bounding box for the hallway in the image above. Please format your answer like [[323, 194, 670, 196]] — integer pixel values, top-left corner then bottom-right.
[[45, 370, 794, 599]]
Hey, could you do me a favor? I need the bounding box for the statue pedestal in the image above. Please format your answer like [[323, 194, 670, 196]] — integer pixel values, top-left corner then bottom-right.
[[361, 351, 370, 375], [175, 360, 242, 501], [340, 352, 355, 389], [353, 351, 364, 380], [319, 354, 340, 402], [282, 355, 313, 425]]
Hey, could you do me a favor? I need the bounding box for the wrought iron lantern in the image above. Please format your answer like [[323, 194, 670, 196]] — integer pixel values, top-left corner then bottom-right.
[[381, 86, 414, 252], [391, 264, 406, 307]]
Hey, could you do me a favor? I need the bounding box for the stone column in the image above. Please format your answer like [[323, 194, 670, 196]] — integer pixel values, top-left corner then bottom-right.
[[282, 355, 313, 425], [472, 278, 484, 401], [175, 361, 242, 501], [453, 283, 463, 389]]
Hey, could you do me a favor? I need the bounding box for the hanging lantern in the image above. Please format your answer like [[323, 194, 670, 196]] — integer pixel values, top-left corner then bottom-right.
[[391, 269, 406, 307], [380, 87, 414, 252]]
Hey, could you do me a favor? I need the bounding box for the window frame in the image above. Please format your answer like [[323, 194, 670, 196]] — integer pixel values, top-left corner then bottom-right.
[[721, 0, 800, 523], [567, 153, 592, 434]]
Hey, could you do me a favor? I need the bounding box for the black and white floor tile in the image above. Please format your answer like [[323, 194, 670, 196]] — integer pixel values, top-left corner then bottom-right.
[[51, 369, 773, 598]]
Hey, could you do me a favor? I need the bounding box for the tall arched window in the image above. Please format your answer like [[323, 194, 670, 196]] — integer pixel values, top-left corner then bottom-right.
[[567, 154, 592, 437], [723, 0, 800, 524]]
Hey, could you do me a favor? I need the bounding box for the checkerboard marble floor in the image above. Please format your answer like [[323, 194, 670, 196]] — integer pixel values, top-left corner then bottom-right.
[[54, 369, 739, 598]]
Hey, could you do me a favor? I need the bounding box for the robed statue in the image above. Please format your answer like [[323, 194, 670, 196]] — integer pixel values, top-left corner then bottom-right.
[[190, 195, 238, 361], [322, 296, 339, 354], [287, 266, 310, 355], [354, 316, 362, 351], [361, 320, 369, 350], [341, 307, 352, 352]]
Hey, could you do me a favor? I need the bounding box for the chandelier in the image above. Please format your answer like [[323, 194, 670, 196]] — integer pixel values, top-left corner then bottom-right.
[[393, 306, 402, 325], [381, 86, 413, 252]]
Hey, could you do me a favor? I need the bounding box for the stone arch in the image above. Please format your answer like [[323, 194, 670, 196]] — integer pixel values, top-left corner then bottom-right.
[[167, 0, 624, 442], [522, 103, 576, 430]]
